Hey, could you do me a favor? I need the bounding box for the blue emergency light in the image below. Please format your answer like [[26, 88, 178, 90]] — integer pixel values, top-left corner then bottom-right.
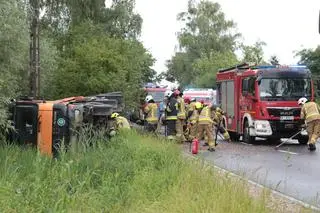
[[253, 65, 308, 71]]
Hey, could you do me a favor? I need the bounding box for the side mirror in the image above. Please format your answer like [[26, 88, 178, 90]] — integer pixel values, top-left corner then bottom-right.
[[256, 76, 262, 85]]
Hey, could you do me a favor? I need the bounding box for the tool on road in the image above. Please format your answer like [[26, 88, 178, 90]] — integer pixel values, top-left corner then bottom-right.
[[274, 129, 303, 150]]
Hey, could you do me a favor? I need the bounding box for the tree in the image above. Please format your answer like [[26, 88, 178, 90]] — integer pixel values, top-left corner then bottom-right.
[[41, 0, 142, 46], [0, 0, 29, 129], [192, 51, 239, 88], [241, 40, 267, 65], [50, 22, 154, 108], [296, 46, 320, 74], [269, 55, 280, 65], [165, 0, 240, 87]]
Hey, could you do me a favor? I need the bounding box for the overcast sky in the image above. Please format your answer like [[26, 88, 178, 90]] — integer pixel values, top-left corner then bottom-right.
[[134, 0, 320, 74]]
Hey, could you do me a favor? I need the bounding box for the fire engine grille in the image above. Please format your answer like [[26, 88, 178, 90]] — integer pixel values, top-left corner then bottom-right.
[[269, 120, 303, 137], [267, 108, 301, 117]]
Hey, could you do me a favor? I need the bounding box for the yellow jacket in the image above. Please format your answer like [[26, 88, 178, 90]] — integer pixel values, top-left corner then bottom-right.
[[177, 96, 186, 119], [198, 106, 213, 125], [301, 102, 320, 123], [187, 102, 199, 124], [144, 103, 158, 124], [213, 107, 225, 125], [115, 116, 131, 130]]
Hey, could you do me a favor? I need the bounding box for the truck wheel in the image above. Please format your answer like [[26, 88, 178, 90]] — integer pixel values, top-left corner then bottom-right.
[[243, 121, 255, 144], [298, 136, 308, 144]]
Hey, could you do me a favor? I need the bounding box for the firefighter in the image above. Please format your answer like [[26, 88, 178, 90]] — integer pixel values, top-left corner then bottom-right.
[[175, 89, 187, 143], [299, 97, 320, 151], [184, 96, 191, 111], [212, 105, 231, 142], [110, 113, 131, 135], [144, 95, 158, 133], [164, 90, 178, 140], [186, 99, 199, 141], [197, 102, 215, 152]]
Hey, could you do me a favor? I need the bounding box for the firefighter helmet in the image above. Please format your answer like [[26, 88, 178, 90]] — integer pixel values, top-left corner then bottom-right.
[[174, 89, 180, 96], [298, 97, 308, 105], [165, 90, 173, 97], [184, 96, 191, 104], [111, 112, 119, 118], [145, 95, 153, 103], [195, 102, 202, 109]]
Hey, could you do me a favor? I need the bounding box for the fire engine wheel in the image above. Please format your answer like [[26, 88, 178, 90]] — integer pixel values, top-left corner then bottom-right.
[[243, 120, 255, 144]]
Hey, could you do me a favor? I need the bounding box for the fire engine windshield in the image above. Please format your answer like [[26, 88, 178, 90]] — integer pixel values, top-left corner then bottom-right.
[[147, 92, 165, 102], [259, 78, 311, 101]]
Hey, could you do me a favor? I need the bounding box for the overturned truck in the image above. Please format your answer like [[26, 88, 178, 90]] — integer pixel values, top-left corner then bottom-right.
[[7, 92, 124, 157]]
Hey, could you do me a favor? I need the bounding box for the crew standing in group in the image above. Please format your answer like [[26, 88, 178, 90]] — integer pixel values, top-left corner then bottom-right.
[[299, 97, 320, 151]]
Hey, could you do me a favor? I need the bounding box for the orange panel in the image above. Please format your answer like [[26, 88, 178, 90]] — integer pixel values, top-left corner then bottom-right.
[[37, 103, 53, 156]]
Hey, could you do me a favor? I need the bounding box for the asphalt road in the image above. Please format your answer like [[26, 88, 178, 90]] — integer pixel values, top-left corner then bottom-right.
[[193, 137, 320, 207], [132, 122, 320, 207]]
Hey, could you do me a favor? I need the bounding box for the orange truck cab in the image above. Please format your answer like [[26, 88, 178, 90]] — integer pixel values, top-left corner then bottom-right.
[[9, 97, 81, 157], [216, 63, 313, 143], [9, 93, 122, 157]]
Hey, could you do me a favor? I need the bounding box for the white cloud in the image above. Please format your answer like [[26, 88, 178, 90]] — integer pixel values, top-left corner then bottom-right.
[[135, 0, 320, 73]]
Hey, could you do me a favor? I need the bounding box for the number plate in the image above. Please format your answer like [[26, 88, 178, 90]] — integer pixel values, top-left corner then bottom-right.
[[280, 116, 294, 121], [285, 124, 294, 128]]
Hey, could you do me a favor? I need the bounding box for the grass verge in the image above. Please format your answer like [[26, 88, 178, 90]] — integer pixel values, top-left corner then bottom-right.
[[0, 130, 272, 212]]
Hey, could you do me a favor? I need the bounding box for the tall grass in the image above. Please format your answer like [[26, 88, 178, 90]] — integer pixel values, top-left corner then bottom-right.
[[0, 130, 270, 212]]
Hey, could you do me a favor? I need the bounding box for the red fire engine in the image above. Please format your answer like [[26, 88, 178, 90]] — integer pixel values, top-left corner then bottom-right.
[[216, 63, 313, 144]]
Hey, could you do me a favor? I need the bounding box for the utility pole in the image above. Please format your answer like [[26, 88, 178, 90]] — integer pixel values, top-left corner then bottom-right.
[[29, 0, 40, 98]]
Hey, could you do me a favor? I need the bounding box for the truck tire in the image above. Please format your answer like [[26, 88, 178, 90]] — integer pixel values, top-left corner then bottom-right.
[[298, 136, 308, 144], [243, 120, 255, 144]]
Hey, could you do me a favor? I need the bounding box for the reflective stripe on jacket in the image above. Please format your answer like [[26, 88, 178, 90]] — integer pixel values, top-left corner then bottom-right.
[[165, 97, 178, 120], [301, 102, 320, 123], [144, 103, 158, 123], [198, 106, 213, 124], [187, 102, 199, 123]]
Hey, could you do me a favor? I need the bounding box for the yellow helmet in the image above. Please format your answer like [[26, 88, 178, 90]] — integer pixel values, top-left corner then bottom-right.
[[195, 102, 202, 109], [111, 112, 119, 118]]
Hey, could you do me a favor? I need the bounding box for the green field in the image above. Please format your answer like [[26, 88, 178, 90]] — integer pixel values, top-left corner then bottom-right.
[[0, 130, 273, 212]]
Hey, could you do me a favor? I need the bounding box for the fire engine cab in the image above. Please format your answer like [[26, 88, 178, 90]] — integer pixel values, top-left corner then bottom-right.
[[216, 63, 313, 144]]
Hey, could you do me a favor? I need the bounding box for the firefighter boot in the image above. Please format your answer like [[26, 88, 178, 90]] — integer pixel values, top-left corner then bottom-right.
[[208, 147, 215, 152], [308, 143, 316, 151]]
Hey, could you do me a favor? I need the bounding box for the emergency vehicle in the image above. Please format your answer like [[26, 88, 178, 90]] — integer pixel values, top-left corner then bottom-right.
[[183, 88, 216, 106], [216, 63, 313, 144]]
